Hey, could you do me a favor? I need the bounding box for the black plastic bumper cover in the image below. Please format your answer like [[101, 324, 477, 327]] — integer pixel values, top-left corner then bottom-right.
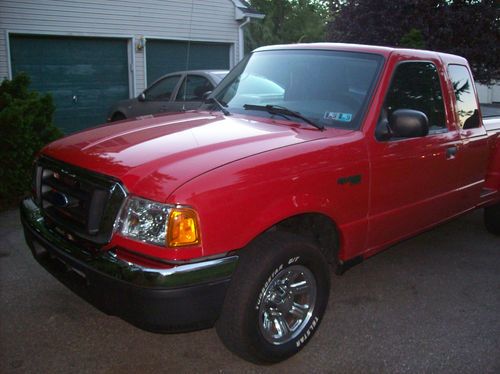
[[20, 198, 237, 333]]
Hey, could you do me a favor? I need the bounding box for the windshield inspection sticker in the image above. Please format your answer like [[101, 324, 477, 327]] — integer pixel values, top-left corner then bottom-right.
[[324, 112, 352, 122]]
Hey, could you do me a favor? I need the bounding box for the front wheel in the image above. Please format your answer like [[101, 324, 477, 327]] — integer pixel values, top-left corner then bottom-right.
[[484, 203, 500, 236], [216, 232, 330, 364]]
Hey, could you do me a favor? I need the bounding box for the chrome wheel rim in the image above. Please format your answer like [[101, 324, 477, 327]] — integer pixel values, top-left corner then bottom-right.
[[258, 265, 317, 345]]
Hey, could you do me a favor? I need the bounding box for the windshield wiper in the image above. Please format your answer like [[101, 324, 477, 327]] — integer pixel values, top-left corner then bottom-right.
[[205, 97, 231, 116], [243, 104, 324, 131]]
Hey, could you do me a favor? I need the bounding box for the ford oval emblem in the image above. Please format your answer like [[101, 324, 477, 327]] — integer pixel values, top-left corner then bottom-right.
[[52, 191, 70, 208]]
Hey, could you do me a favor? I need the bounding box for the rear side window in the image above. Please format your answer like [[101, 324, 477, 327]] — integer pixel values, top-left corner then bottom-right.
[[384, 62, 446, 132], [447, 64, 480, 129]]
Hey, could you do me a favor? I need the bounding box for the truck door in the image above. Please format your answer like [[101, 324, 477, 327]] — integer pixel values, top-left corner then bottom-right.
[[367, 60, 463, 250], [446, 64, 489, 210]]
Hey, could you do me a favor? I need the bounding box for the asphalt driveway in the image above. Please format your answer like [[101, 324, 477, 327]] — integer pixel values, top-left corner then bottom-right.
[[0, 208, 499, 373]]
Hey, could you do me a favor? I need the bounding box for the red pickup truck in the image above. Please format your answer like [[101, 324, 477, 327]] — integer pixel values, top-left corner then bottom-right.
[[21, 43, 500, 364]]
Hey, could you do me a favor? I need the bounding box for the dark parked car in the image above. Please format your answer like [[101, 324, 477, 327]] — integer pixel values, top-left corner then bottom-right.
[[107, 70, 228, 121]]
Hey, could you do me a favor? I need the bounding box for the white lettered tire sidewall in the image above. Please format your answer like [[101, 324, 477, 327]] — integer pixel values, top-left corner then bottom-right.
[[216, 232, 331, 364]]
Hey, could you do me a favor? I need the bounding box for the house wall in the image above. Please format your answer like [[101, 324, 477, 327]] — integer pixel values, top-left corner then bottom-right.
[[0, 0, 241, 95], [476, 82, 500, 104]]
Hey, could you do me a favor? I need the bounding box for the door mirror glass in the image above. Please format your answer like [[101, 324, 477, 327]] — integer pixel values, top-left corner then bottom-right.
[[389, 109, 429, 138]]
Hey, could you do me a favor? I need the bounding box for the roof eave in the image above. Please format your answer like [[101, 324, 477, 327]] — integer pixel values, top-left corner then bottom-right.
[[232, 1, 265, 20]]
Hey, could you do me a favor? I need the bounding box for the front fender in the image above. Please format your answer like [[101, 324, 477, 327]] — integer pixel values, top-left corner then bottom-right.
[[168, 136, 370, 261]]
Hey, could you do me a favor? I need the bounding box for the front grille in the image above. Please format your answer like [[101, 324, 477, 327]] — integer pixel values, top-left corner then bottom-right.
[[34, 157, 127, 245]]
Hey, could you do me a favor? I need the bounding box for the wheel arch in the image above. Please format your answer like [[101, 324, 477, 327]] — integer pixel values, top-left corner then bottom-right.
[[262, 212, 341, 267]]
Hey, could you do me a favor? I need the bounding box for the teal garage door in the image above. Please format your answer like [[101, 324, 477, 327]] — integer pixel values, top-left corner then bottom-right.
[[10, 35, 129, 133], [146, 40, 230, 85]]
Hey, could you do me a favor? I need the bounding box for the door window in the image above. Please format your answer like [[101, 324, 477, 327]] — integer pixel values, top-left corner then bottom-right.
[[144, 75, 181, 101], [176, 75, 214, 102], [447, 64, 480, 129], [384, 62, 446, 133]]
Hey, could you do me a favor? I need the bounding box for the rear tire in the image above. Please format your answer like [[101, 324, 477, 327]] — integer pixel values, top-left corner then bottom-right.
[[216, 231, 330, 364], [484, 203, 500, 236]]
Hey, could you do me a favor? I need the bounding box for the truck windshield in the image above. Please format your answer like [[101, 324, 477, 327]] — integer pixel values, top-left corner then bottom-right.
[[210, 49, 384, 130]]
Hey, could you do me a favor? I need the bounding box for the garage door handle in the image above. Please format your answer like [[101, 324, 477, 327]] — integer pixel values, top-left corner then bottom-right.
[[72, 95, 78, 104]]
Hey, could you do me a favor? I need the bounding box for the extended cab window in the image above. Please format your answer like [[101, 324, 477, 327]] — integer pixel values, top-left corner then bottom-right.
[[176, 75, 213, 102], [448, 64, 480, 129], [144, 75, 180, 101], [384, 62, 446, 132]]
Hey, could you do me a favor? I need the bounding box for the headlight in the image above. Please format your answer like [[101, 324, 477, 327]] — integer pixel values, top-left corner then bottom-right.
[[115, 196, 200, 247]]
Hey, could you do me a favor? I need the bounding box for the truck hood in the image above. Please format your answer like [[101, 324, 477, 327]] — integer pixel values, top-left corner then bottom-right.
[[42, 111, 329, 201]]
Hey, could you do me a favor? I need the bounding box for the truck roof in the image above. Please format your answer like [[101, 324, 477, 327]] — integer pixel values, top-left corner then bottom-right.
[[254, 43, 468, 65]]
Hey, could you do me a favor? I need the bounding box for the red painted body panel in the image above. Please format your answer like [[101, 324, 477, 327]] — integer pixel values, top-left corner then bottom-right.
[[40, 44, 500, 264], [361, 49, 490, 254], [168, 131, 370, 261], [42, 111, 324, 202]]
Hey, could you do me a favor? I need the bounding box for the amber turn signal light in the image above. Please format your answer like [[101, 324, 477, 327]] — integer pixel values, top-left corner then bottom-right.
[[167, 208, 200, 247]]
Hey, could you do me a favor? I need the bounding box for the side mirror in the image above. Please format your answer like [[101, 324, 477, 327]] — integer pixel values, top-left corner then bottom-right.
[[388, 109, 429, 138], [138, 93, 146, 102], [202, 91, 212, 100]]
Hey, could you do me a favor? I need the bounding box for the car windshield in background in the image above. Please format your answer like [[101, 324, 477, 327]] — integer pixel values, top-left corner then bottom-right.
[[212, 49, 383, 129]]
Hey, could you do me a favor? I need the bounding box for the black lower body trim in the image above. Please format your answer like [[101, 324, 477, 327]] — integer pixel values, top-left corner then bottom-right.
[[335, 255, 364, 275]]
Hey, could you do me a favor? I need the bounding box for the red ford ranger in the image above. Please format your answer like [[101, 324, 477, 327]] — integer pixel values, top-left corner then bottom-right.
[[21, 43, 500, 363]]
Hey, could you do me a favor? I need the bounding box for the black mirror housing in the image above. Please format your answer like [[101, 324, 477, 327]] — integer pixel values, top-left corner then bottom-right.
[[389, 109, 429, 138], [138, 93, 146, 102]]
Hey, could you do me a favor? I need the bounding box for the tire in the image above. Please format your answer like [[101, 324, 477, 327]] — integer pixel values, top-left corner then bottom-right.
[[216, 231, 331, 364], [110, 112, 126, 122], [484, 203, 500, 236]]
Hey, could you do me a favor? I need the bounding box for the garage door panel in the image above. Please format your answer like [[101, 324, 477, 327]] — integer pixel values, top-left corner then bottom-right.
[[10, 34, 129, 133], [188, 44, 229, 69], [55, 109, 106, 134], [146, 40, 230, 85]]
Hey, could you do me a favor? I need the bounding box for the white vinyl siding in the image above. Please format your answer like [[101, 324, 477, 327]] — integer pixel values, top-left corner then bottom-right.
[[0, 0, 241, 94], [476, 82, 500, 104]]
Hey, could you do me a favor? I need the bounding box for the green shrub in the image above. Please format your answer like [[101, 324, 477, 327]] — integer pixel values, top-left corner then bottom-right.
[[0, 73, 62, 209], [400, 28, 426, 50]]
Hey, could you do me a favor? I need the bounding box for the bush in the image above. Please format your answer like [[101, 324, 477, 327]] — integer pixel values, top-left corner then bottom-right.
[[0, 73, 62, 209]]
